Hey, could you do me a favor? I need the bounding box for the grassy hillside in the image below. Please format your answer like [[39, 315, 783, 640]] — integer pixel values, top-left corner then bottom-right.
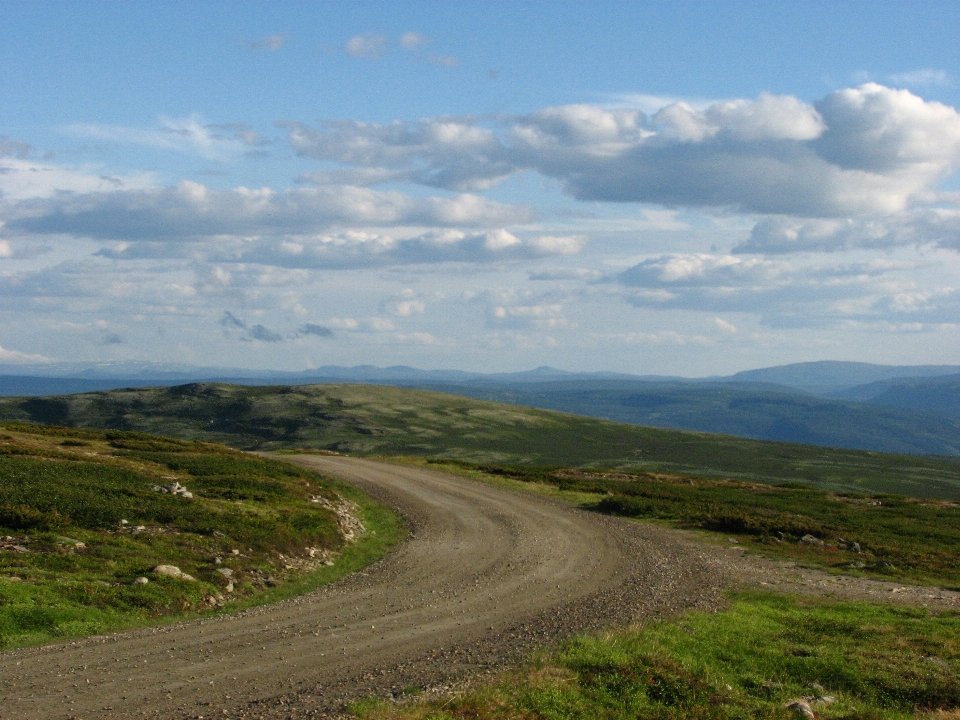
[[416, 380, 960, 456], [1, 382, 960, 500], [0, 422, 402, 648]]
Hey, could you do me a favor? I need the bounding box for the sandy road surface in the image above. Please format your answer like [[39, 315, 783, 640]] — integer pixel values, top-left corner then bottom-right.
[[0, 456, 745, 719]]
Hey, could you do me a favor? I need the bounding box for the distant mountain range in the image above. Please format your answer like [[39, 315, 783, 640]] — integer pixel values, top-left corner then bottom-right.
[[0, 359, 958, 456]]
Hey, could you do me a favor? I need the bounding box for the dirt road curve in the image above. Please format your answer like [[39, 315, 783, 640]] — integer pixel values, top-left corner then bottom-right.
[[0, 456, 738, 719]]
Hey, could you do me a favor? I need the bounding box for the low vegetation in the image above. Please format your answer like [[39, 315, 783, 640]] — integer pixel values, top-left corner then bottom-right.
[[2, 382, 960, 500], [357, 593, 960, 720], [0, 422, 403, 649]]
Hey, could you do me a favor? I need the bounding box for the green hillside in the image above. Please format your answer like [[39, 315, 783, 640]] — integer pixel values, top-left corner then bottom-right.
[[1, 382, 960, 500], [0, 422, 401, 648]]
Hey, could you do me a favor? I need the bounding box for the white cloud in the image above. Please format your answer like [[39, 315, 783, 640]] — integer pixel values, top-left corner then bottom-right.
[[602, 93, 716, 115], [287, 84, 960, 218], [615, 251, 960, 327], [0, 345, 54, 364], [739, 209, 960, 254], [229, 228, 581, 269], [66, 115, 269, 161], [0, 156, 154, 201], [399, 31, 428, 50], [287, 117, 514, 191], [714, 317, 738, 333], [489, 303, 568, 330], [887, 69, 951, 88], [5, 181, 534, 242], [344, 34, 386, 59]]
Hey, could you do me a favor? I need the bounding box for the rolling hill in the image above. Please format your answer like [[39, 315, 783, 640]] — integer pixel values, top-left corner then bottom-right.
[[412, 380, 960, 456], [0, 382, 959, 500]]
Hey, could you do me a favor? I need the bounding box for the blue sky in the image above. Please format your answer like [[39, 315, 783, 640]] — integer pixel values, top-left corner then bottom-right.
[[1, 1, 959, 375]]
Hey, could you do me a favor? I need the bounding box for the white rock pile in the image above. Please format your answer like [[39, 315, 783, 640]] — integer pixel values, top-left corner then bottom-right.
[[149, 482, 193, 499], [309, 493, 366, 542], [152, 564, 195, 581]]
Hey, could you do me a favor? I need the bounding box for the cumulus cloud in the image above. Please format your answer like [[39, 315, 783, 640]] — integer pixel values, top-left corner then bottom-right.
[[4, 181, 534, 241], [488, 303, 568, 330], [287, 84, 960, 218], [287, 118, 514, 191], [399, 31, 428, 50], [381, 289, 427, 316], [232, 229, 583, 269], [739, 209, 960, 253], [344, 34, 386, 59], [615, 251, 959, 326]]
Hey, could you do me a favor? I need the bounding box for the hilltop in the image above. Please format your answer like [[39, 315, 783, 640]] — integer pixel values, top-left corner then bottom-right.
[[1, 382, 959, 500]]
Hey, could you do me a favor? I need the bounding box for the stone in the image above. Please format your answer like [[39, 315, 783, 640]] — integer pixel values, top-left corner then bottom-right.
[[800, 534, 824, 546], [786, 700, 815, 719], [215, 568, 234, 578], [149, 481, 194, 499], [153, 564, 194, 581], [133, 577, 149, 585]]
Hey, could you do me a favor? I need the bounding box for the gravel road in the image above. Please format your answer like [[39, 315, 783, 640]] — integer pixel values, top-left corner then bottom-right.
[[4, 455, 952, 720]]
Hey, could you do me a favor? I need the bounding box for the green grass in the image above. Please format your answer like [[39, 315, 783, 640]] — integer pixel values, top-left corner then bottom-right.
[[2, 383, 960, 500], [0, 423, 405, 649], [411, 460, 960, 588], [356, 593, 960, 720]]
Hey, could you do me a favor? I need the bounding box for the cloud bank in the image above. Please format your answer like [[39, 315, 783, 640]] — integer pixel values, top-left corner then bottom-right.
[[6, 181, 534, 241], [288, 84, 960, 219]]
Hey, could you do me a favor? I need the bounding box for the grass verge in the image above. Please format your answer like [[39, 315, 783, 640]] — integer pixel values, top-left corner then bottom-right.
[[355, 592, 960, 720], [0, 423, 404, 649]]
